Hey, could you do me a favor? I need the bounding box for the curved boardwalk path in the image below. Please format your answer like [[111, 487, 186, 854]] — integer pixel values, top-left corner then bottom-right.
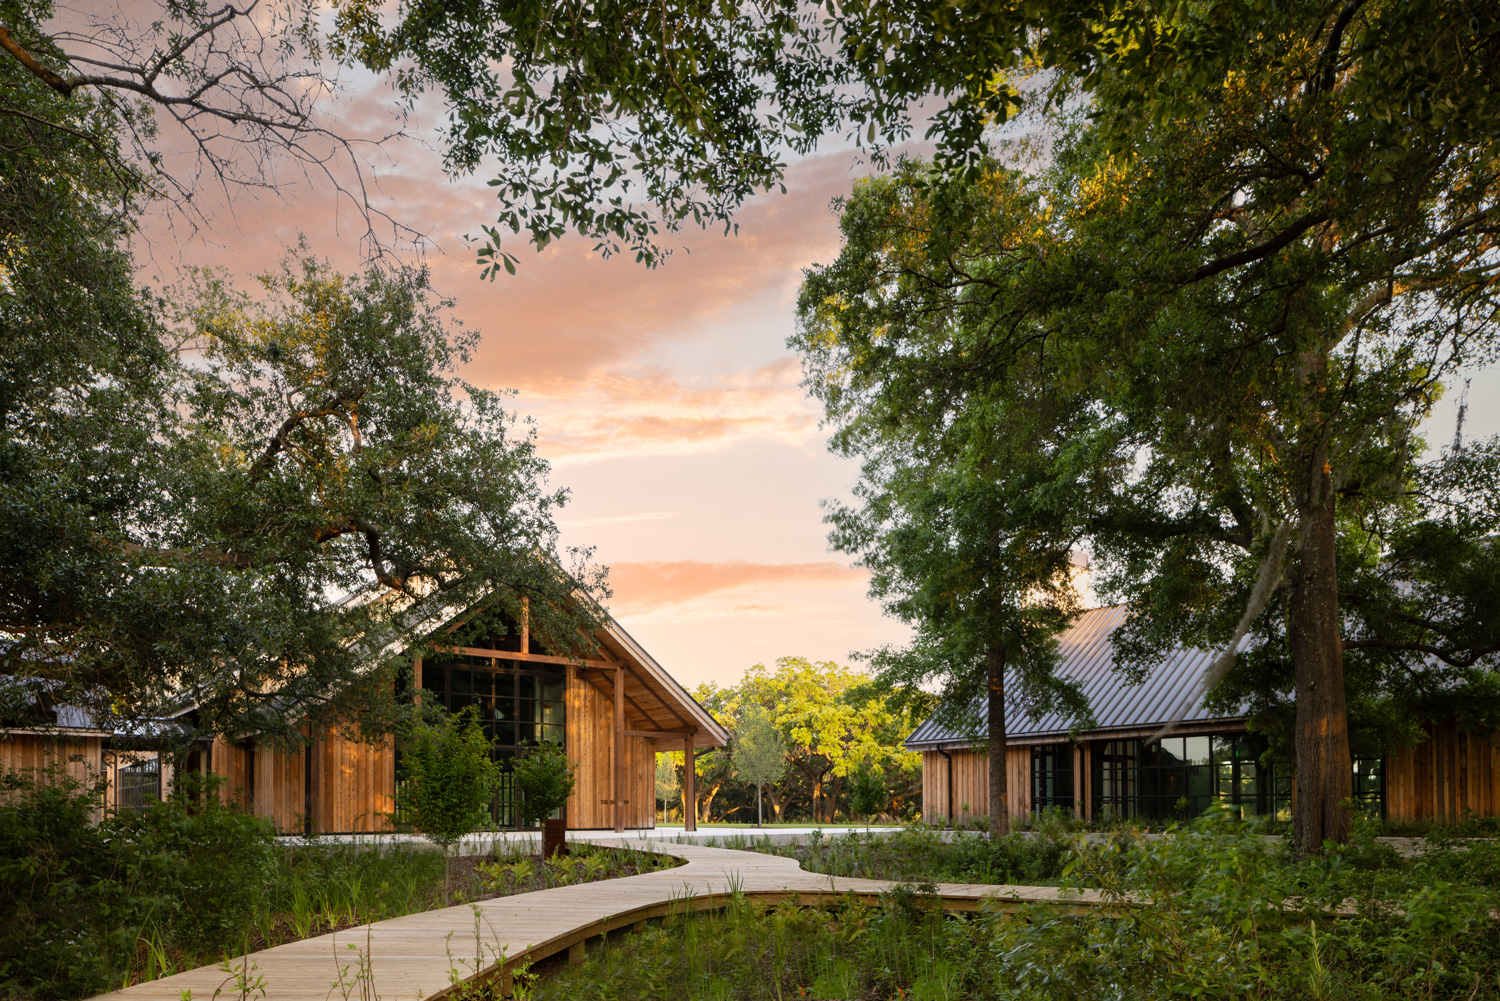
[[91, 838, 1107, 1001]]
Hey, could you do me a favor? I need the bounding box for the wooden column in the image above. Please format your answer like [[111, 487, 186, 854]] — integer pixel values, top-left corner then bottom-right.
[[614, 666, 625, 833], [683, 732, 697, 832], [1073, 744, 1084, 817], [307, 734, 323, 835]]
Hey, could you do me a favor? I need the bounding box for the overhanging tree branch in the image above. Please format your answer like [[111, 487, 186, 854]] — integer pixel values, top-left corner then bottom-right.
[[1191, 208, 1332, 282]]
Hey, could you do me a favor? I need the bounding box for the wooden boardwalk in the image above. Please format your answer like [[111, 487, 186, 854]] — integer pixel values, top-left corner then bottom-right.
[[91, 838, 1107, 1001]]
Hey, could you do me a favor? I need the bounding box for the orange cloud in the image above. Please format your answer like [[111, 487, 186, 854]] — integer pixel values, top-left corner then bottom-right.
[[529, 358, 819, 463], [136, 113, 864, 383], [607, 559, 866, 614]]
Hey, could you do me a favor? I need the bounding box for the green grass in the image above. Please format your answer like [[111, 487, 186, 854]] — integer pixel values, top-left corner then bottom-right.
[[0, 769, 683, 1001], [132, 841, 682, 988], [526, 815, 1500, 1001], [729, 823, 1081, 886], [527, 889, 986, 1001]]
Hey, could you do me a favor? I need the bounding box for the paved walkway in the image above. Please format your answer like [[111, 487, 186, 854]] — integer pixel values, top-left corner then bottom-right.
[[92, 837, 1106, 1001], [278, 825, 907, 855]]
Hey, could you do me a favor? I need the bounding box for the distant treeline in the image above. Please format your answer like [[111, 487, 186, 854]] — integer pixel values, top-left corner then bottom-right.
[[656, 657, 934, 825]]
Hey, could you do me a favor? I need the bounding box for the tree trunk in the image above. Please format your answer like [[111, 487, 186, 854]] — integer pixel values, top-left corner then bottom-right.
[[757, 784, 763, 827], [699, 781, 723, 824], [988, 644, 1010, 838], [1289, 452, 1353, 850]]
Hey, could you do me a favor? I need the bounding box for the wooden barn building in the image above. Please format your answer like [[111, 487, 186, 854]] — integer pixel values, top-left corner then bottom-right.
[[907, 604, 1500, 827], [1, 601, 727, 834]]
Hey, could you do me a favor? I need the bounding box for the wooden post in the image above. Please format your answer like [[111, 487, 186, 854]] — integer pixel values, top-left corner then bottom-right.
[[308, 734, 323, 835], [614, 666, 626, 833], [1073, 744, 1084, 818], [683, 732, 697, 832], [521, 597, 530, 653]]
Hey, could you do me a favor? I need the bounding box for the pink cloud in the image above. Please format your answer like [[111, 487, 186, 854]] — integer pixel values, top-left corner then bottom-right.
[[607, 560, 866, 614]]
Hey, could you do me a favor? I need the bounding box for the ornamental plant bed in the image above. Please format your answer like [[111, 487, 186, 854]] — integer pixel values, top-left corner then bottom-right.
[[0, 771, 682, 1001], [531, 817, 1500, 1001]]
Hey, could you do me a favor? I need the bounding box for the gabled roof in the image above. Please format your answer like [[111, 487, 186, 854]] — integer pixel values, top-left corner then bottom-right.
[[6, 578, 727, 748], [904, 604, 1245, 749], [591, 617, 728, 748], [394, 584, 729, 749]]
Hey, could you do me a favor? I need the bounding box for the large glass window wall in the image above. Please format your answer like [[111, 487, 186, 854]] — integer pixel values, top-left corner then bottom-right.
[[411, 654, 566, 827], [1090, 733, 1374, 823]]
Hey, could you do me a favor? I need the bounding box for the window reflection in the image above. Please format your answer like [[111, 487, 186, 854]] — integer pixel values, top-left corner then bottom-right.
[[413, 655, 568, 827], [1088, 733, 1378, 823]]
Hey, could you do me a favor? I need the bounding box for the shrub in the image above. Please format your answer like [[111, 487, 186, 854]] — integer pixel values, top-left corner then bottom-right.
[[512, 741, 576, 827], [0, 768, 275, 1001], [397, 707, 500, 895]]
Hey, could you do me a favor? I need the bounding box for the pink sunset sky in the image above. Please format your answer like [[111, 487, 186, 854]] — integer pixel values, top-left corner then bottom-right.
[[131, 60, 1498, 694], [133, 74, 920, 691]]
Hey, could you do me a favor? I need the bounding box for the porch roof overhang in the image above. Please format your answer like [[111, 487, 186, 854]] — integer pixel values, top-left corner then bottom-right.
[[391, 585, 728, 750]]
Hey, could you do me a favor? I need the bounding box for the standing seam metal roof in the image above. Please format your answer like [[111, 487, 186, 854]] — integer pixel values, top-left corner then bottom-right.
[[904, 604, 1242, 748]]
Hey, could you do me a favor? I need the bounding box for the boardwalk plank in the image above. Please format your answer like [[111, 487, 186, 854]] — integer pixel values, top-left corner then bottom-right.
[[90, 838, 1103, 1001]]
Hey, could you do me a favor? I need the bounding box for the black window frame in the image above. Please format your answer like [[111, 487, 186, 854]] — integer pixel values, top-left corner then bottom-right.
[[410, 654, 567, 828], [1030, 744, 1075, 814], [116, 755, 161, 811], [1089, 732, 1375, 824]]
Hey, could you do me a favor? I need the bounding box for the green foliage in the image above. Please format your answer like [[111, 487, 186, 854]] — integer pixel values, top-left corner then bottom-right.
[[0, 768, 276, 1001], [511, 741, 576, 826], [2, 0, 607, 744], [759, 827, 1077, 887], [0, 764, 613, 1000], [730, 704, 786, 826], [397, 708, 500, 850], [475, 843, 680, 894], [730, 703, 786, 788], [4, 240, 604, 745], [327, 0, 860, 270], [696, 658, 926, 824], [794, 154, 1095, 838], [796, 32, 1500, 840], [654, 752, 681, 819], [539, 818, 1500, 1000], [845, 764, 886, 823], [529, 890, 984, 1001], [1000, 816, 1500, 1000]]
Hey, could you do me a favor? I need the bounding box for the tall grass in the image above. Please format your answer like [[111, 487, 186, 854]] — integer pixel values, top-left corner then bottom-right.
[[748, 823, 1084, 885], [529, 889, 988, 1001], [532, 814, 1500, 1001], [0, 770, 680, 1001]]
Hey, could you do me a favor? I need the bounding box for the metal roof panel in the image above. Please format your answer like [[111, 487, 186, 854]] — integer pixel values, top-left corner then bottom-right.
[[905, 605, 1243, 748]]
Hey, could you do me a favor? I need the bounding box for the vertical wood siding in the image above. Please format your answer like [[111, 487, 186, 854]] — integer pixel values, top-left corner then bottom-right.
[[315, 733, 395, 833], [1386, 720, 1500, 824], [205, 733, 393, 834], [252, 743, 306, 832], [0, 734, 103, 803], [564, 666, 655, 829], [920, 746, 1030, 824]]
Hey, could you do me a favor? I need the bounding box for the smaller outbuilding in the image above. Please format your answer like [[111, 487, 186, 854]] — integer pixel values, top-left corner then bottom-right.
[[905, 604, 1499, 827]]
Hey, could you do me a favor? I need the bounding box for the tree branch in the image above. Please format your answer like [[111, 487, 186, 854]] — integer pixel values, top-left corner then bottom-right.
[[1342, 637, 1500, 669], [1315, 0, 1364, 94], [0, 23, 73, 96], [1191, 208, 1331, 282], [246, 394, 355, 483]]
